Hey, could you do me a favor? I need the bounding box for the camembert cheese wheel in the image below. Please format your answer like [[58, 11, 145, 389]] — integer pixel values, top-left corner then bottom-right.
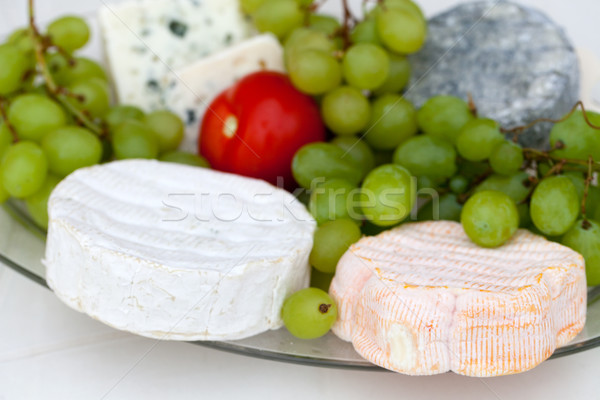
[[330, 221, 586, 377]]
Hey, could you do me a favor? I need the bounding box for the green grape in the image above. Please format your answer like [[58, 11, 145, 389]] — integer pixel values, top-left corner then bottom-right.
[[550, 110, 600, 161], [373, 53, 411, 95], [309, 179, 359, 225], [418, 193, 462, 222], [7, 28, 35, 68], [0, 180, 8, 204], [25, 174, 62, 230], [112, 120, 159, 160], [47, 16, 90, 53], [489, 141, 524, 176], [350, 19, 382, 46], [48, 54, 107, 86], [456, 118, 504, 162], [393, 135, 457, 179], [308, 14, 341, 37], [587, 186, 600, 219], [310, 268, 334, 292], [0, 141, 48, 198], [475, 172, 531, 203], [321, 86, 370, 136], [144, 110, 184, 153], [68, 78, 110, 118], [284, 28, 336, 67], [8, 94, 67, 142], [105, 105, 145, 131], [0, 124, 12, 160], [416, 175, 440, 193], [0, 44, 31, 96], [253, 0, 303, 40], [517, 202, 531, 228], [461, 190, 519, 248], [364, 94, 418, 150], [294, 0, 314, 6], [159, 151, 210, 168], [560, 173, 600, 218], [281, 287, 337, 339], [369, 0, 425, 20], [41, 127, 102, 177], [288, 50, 342, 95], [416, 96, 474, 143], [240, 0, 267, 14], [360, 164, 415, 226], [291, 143, 363, 189], [449, 175, 469, 194], [330, 136, 375, 179], [562, 220, 600, 286], [342, 43, 389, 90], [376, 8, 426, 54], [310, 218, 362, 273], [530, 176, 579, 236]]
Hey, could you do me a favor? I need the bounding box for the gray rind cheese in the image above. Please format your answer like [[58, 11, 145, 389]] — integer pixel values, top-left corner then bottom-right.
[[44, 160, 315, 340], [405, 1, 579, 149]]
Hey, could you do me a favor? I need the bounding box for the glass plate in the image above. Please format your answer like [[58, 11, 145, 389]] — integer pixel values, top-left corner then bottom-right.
[[2, 200, 600, 370]]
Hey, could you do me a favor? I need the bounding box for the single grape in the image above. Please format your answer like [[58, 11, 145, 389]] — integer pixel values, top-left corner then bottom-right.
[[350, 19, 382, 46], [330, 136, 376, 180], [309, 179, 360, 225], [292, 142, 363, 189], [47, 16, 90, 53], [308, 14, 341, 37], [364, 94, 418, 150], [417, 95, 474, 143], [373, 53, 411, 95], [7, 28, 35, 67], [41, 127, 103, 177], [449, 175, 469, 194], [393, 135, 457, 179], [25, 174, 62, 230], [0, 141, 48, 198], [456, 118, 504, 162], [253, 0, 303, 40], [321, 86, 370, 136], [360, 164, 415, 226], [112, 120, 159, 160], [368, 0, 425, 20], [8, 94, 67, 142], [159, 151, 210, 168], [310, 268, 334, 292], [105, 105, 145, 131], [144, 110, 184, 153], [284, 28, 336, 67], [0, 124, 13, 160], [281, 287, 337, 339], [376, 8, 426, 54], [418, 193, 462, 222], [562, 219, 600, 286], [240, 0, 267, 14], [461, 190, 519, 248], [550, 110, 600, 161], [68, 78, 111, 118], [48, 55, 107, 86], [475, 172, 531, 203], [288, 50, 342, 95], [530, 176, 579, 236], [489, 141, 524, 176], [310, 218, 362, 273], [0, 44, 30, 96], [342, 43, 389, 90]]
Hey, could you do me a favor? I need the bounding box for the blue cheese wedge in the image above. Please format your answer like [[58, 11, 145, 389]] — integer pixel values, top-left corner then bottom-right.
[[98, 0, 253, 111], [44, 160, 315, 341], [165, 34, 285, 151]]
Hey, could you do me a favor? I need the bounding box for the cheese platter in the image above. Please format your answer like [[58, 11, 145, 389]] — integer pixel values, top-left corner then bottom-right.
[[2, 0, 600, 376]]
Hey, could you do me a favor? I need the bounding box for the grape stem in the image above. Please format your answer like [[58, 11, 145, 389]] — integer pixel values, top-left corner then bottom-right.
[[0, 98, 19, 143], [467, 92, 478, 117], [581, 156, 594, 224], [522, 148, 600, 171], [339, 0, 357, 49], [27, 0, 106, 137]]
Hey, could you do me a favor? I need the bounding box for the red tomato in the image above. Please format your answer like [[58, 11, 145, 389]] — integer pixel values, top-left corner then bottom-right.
[[199, 71, 325, 189]]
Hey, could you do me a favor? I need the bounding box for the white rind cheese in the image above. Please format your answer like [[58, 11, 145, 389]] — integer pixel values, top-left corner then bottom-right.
[[44, 160, 315, 340], [165, 34, 285, 152], [98, 0, 252, 111]]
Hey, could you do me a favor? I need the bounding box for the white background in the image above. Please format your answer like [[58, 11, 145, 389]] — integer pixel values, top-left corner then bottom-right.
[[1, 0, 600, 399]]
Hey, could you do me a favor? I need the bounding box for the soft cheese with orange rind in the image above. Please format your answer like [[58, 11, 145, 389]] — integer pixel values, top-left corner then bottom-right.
[[330, 221, 586, 376]]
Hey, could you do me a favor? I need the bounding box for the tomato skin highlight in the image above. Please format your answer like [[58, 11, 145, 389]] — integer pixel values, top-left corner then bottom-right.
[[199, 71, 326, 188]]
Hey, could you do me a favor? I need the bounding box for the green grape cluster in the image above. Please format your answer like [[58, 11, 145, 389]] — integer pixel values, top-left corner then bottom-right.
[[0, 16, 209, 230]]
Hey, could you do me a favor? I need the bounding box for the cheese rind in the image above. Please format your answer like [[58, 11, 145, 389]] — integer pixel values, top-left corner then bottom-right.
[[44, 160, 315, 340], [331, 221, 586, 376], [98, 0, 253, 112]]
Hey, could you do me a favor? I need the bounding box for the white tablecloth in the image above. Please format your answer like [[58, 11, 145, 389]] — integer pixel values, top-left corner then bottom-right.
[[1, 0, 599, 399]]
